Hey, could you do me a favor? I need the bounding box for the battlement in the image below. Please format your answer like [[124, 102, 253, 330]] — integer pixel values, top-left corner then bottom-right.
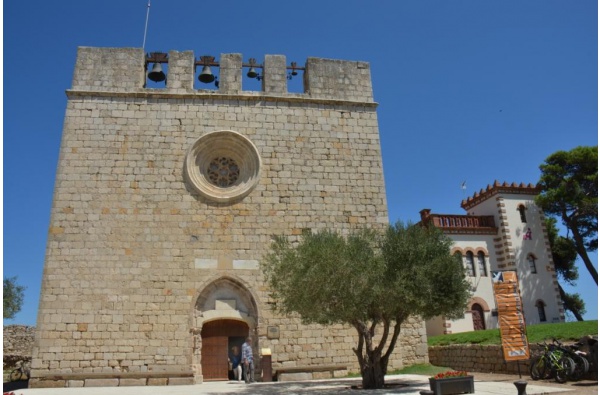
[[70, 47, 375, 103], [461, 180, 541, 210]]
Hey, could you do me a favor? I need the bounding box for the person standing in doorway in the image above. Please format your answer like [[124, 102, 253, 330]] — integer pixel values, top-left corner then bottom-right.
[[229, 346, 242, 382], [241, 337, 254, 383]]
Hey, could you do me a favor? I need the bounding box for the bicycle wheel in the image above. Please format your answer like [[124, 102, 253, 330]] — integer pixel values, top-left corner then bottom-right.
[[555, 356, 575, 383], [9, 369, 23, 382], [568, 354, 588, 380], [530, 355, 547, 380]]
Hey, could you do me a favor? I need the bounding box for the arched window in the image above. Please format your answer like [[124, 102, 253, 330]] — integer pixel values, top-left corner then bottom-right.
[[518, 205, 527, 223], [536, 300, 547, 322], [477, 252, 487, 276], [465, 252, 476, 277], [527, 254, 537, 273]]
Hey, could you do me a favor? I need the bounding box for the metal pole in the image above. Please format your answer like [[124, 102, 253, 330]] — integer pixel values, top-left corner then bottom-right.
[[142, 0, 151, 50]]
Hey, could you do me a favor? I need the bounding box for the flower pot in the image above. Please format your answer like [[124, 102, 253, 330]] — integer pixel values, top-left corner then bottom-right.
[[429, 375, 474, 395]]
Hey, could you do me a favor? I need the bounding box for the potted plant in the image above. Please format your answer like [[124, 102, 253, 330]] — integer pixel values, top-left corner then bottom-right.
[[429, 371, 474, 395]]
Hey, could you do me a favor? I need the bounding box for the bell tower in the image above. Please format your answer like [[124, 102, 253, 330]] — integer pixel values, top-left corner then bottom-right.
[[31, 47, 425, 388]]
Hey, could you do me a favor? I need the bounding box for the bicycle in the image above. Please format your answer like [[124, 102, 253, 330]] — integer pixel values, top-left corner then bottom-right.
[[529, 341, 575, 383], [552, 338, 589, 381], [9, 360, 31, 382]]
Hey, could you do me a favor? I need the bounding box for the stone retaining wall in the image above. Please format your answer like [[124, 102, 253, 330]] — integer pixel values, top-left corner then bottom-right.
[[428, 344, 534, 374], [3, 325, 35, 369]]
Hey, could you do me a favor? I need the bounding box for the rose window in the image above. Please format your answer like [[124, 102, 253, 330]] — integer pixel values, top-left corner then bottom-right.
[[207, 157, 240, 187], [184, 130, 261, 203]]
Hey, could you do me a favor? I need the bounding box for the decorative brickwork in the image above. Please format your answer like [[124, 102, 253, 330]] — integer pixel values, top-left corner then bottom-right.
[[423, 181, 564, 335]]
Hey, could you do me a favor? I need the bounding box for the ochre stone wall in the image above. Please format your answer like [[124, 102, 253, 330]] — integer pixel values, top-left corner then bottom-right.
[[428, 344, 533, 374], [3, 325, 35, 369], [31, 47, 427, 388]]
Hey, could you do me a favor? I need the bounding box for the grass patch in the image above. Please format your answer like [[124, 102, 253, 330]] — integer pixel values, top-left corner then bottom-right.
[[389, 363, 451, 376], [345, 364, 452, 378], [527, 320, 598, 344], [428, 320, 598, 346]]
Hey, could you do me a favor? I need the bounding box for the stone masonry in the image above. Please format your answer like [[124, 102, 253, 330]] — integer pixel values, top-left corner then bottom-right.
[[3, 325, 35, 369], [31, 47, 428, 388]]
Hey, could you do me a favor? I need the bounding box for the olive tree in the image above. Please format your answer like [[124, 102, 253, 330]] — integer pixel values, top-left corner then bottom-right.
[[4, 276, 25, 320], [262, 222, 471, 389]]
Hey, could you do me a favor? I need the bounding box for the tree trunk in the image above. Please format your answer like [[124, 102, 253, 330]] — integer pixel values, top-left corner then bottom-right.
[[353, 320, 388, 389], [565, 214, 598, 285], [361, 356, 385, 389]]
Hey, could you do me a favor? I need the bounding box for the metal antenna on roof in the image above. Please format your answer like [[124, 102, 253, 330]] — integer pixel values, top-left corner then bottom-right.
[[142, 0, 151, 50]]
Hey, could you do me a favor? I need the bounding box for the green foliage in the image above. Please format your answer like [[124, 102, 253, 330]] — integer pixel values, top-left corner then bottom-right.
[[3, 277, 25, 320], [560, 292, 586, 321], [545, 217, 579, 285], [428, 320, 598, 346], [263, 223, 471, 326], [535, 145, 598, 284], [263, 223, 472, 389], [380, 223, 471, 321], [263, 228, 382, 325], [544, 216, 585, 320]]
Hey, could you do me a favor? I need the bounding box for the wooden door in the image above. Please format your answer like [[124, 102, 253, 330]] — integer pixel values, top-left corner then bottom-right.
[[472, 304, 485, 330], [201, 336, 229, 380], [201, 320, 249, 381]]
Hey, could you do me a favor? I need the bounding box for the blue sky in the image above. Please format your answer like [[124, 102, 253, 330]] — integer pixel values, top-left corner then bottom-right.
[[3, 0, 598, 326]]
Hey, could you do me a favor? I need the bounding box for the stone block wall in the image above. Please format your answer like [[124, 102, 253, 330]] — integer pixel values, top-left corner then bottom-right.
[[31, 47, 426, 387], [3, 325, 35, 369], [428, 344, 533, 374]]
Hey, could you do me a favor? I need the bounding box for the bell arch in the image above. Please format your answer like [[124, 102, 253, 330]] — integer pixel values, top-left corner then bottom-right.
[[190, 276, 260, 382]]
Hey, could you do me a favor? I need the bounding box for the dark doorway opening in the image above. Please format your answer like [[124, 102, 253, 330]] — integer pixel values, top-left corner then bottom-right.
[[472, 303, 486, 330]]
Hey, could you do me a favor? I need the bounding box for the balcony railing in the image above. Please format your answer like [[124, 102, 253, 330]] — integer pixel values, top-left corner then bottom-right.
[[429, 214, 497, 234]]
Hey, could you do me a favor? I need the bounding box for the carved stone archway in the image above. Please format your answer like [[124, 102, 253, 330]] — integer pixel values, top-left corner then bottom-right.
[[190, 277, 259, 382]]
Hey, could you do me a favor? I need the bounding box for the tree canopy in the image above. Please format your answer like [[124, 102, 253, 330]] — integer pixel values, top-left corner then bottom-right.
[[262, 223, 471, 389], [4, 276, 25, 320], [535, 146, 598, 285]]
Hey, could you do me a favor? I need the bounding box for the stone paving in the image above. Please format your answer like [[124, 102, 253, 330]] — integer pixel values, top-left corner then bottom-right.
[[6, 373, 596, 395]]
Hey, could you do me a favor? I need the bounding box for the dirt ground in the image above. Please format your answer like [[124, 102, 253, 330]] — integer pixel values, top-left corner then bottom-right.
[[471, 371, 598, 395]]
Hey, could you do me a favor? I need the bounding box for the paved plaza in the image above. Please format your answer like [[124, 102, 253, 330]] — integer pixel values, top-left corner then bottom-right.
[[6, 373, 596, 395]]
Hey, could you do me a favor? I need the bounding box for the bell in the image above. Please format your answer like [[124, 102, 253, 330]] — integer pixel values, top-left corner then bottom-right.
[[247, 67, 258, 79], [147, 63, 166, 82], [198, 65, 215, 83]]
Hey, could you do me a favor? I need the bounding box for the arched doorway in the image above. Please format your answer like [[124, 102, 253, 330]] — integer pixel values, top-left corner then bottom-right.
[[201, 319, 248, 380], [471, 303, 485, 330], [192, 277, 259, 382]]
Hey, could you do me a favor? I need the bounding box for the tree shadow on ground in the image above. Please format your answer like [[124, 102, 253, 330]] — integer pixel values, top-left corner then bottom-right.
[[202, 377, 428, 394]]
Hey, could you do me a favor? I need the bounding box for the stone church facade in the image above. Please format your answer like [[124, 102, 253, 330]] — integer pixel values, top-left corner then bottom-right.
[[31, 47, 428, 388]]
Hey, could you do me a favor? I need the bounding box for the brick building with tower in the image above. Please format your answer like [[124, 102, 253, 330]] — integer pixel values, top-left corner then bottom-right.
[[420, 181, 564, 336]]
